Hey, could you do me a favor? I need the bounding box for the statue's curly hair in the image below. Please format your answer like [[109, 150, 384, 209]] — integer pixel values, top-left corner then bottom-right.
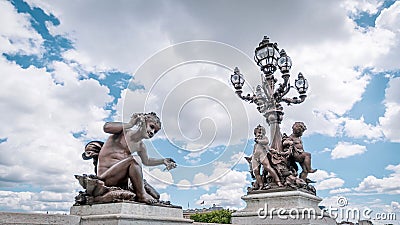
[[292, 121, 306, 131], [254, 124, 266, 136], [144, 112, 161, 128]]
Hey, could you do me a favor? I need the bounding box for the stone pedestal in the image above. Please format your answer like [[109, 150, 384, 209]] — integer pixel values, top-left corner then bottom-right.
[[231, 190, 336, 225], [0, 212, 80, 225], [70, 202, 193, 225]]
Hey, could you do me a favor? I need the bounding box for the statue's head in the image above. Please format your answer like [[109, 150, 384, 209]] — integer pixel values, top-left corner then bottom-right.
[[82, 141, 104, 160], [254, 124, 266, 137], [292, 122, 306, 135], [143, 112, 161, 139]]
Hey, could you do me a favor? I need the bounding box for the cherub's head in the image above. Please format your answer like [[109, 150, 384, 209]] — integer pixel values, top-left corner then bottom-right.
[[292, 122, 306, 136], [82, 141, 104, 160], [143, 112, 161, 139], [254, 124, 266, 138]]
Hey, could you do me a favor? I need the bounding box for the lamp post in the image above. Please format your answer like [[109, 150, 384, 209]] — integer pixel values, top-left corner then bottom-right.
[[230, 36, 308, 152]]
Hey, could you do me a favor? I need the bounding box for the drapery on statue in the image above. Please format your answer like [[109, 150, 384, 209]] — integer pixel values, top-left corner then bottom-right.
[[75, 112, 177, 205], [246, 122, 316, 194]]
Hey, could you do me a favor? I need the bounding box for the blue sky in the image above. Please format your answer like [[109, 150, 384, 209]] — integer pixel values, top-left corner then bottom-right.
[[0, 0, 399, 223]]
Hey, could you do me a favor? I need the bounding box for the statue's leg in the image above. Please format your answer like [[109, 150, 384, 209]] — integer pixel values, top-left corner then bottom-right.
[[299, 158, 308, 181], [144, 180, 160, 199], [253, 166, 263, 190], [98, 157, 134, 186], [127, 159, 157, 204], [98, 157, 156, 204], [261, 158, 283, 187], [303, 152, 317, 173], [300, 170, 307, 181]]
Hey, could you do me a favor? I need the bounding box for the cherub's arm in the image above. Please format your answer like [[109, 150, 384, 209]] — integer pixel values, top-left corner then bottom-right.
[[103, 113, 143, 134], [255, 136, 269, 145], [283, 138, 294, 147], [137, 142, 166, 166]]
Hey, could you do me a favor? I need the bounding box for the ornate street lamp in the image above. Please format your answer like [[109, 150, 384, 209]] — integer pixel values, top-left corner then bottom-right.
[[230, 36, 308, 151]]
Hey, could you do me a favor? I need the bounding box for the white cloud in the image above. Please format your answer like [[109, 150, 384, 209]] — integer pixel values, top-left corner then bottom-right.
[[343, 116, 384, 141], [20, 0, 379, 141], [197, 185, 246, 209], [0, 5, 113, 210], [159, 193, 170, 202], [192, 161, 249, 190], [376, 1, 400, 30], [330, 142, 367, 159], [19, 0, 400, 144], [355, 163, 400, 194], [192, 161, 249, 208], [177, 179, 192, 190], [342, 0, 384, 16], [329, 188, 352, 194], [308, 170, 345, 191], [316, 178, 345, 191], [0, 58, 112, 193], [0, 190, 75, 213], [374, 1, 400, 71], [0, 0, 43, 55], [379, 77, 400, 142], [308, 170, 337, 182], [26, 0, 171, 72], [117, 53, 255, 150], [143, 168, 174, 190], [230, 152, 249, 166]]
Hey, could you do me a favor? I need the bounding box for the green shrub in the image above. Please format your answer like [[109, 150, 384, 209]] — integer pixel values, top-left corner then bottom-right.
[[190, 209, 231, 224]]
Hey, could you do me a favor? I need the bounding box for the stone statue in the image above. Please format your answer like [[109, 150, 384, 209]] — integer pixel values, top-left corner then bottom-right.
[[246, 123, 316, 194], [283, 122, 316, 182], [251, 125, 283, 189], [75, 112, 177, 205]]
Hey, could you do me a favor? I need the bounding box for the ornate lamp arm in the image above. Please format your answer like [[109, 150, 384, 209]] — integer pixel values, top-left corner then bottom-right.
[[280, 74, 291, 97], [281, 95, 307, 105], [235, 90, 256, 103]]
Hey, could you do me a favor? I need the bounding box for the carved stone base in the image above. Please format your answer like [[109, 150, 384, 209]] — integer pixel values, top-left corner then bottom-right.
[[70, 202, 193, 225], [231, 190, 336, 225], [0, 212, 80, 225]]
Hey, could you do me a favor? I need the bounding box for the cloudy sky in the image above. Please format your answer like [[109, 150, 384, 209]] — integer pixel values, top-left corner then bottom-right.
[[0, 0, 399, 223]]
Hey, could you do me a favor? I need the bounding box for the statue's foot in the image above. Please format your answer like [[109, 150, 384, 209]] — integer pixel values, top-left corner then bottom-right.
[[308, 169, 317, 173], [136, 193, 157, 205], [305, 178, 316, 184], [277, 181, 284, 187], [262, 184, 270, 190]]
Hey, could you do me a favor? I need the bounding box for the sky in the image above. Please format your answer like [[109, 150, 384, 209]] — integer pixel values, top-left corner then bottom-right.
[[0, 0, 399, 223]]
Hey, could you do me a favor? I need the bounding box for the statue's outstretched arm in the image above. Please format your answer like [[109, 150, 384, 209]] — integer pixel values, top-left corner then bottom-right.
[[137, 142, 165, 166]]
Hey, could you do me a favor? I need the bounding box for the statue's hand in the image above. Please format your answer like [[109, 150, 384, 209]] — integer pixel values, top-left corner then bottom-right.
[[283, 140, 294, 146], [129, 113, 145, 127], [163, 158, 177, 171]]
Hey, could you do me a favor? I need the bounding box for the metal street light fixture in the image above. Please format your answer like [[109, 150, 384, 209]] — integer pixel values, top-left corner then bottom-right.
[[230, 35, 309, 151]]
